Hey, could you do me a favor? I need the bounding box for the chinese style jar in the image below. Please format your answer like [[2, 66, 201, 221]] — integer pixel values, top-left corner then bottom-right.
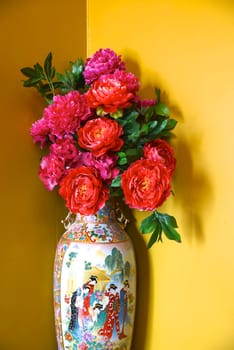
[[53, 203, 136, 350]]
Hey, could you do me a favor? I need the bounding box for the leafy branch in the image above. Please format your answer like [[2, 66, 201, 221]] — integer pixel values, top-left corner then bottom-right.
[[20, 52, 86, 104], [140, 211, 181, 248]]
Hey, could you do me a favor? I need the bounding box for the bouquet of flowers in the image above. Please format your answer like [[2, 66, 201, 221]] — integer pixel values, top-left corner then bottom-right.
[[21, 48, 181, 248]]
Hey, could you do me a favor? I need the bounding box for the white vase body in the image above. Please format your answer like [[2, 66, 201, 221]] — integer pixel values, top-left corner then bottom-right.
[[54, 205, 136, 350]]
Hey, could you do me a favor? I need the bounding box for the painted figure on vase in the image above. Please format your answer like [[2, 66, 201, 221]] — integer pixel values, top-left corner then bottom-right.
[[98, 283, 124, 340], [68, 275, 98, 333], [119, 280, 130, 338]]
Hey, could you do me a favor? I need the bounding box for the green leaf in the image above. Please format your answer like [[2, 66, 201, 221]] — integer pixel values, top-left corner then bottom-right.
[[139, 123, 148, 134], [23, 76, 43, 87], [161, 213, 178, 228], [165, 118, 177, 130], [148, 119, 168, 138], [147, 224, 162, 249], [34, 63, 44, 79], [125, 148, 139, 157], [155, 88, 161, 102], [140, 213, 159, 234], [161, 222, 181, 243], [154, 102, 170, 117], [148, 120, 158, 130], [21, 67, 37, 78], [144, 106, 154, 122], [111, 175, 121, 188], [118, 151, 127, 164], [118, 157, 127, 165], [71, 59, 84, 78], [50, 67, 56, 80], [44, 52, 52, 78]]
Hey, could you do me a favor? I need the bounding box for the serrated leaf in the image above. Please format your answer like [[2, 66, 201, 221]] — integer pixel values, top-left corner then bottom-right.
[[161, 222, 181, 243], [140, 213, 159, 234]]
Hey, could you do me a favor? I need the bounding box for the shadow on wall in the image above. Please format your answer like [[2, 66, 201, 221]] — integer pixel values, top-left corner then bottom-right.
[[120, 204, 151, 350], [173, 133, 214, 244]]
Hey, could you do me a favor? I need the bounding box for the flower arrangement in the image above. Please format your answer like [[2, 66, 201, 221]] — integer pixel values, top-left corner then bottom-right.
[[21, 48, 181, 248]]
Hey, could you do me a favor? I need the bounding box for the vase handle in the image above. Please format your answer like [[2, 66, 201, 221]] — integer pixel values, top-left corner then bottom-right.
[[114, 202, 130, 228], [61, 211, 76, 230]]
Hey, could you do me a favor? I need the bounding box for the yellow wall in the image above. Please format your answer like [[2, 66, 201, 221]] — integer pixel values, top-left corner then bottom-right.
[[87, 1, 234, 349], [2, 1, 234, 349], [0, 1, 86, 349]]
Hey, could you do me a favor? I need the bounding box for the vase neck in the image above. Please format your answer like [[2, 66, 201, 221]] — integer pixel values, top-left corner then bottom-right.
[[62, 201, 129, 230]]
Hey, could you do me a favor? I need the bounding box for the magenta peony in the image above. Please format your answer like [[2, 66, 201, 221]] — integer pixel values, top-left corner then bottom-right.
[[30, 117, 49, 148], [43, 91, 91, 139], [83, 48, 126, 84], [80, 152, 119, 183], [39, 154, 67, 191], [50, 137, 81, 168]]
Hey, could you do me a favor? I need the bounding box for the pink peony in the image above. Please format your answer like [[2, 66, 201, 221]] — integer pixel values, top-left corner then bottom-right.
[[43, 91, 91, 139], [80, 152, 119, 182], [105, 69, 140, 94], [39, 154, 67, 191], [137, 98, 156, 108], [83, 48, 126, 84], [30, 117, 49, 148], [50, 137, 81, 168]]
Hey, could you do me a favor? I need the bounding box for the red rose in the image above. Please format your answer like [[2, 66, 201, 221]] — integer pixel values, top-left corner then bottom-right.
[[143, 139, 176, 177], [78, 117, 123, 157], [121, 159, 171, 211], [58, 166, 109, 215], [85, 76, 135, 113]]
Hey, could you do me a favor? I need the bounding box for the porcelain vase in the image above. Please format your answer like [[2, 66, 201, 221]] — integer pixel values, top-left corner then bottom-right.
[[53, 204, 136, 350]]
